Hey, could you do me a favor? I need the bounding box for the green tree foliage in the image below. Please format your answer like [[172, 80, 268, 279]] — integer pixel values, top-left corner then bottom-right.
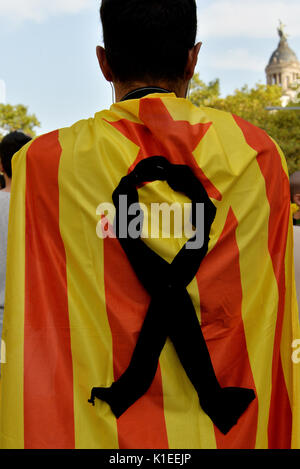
[[189, 74, 299, 173], [212, 84, 282, 127], [264, 110, 300, 174], [0, 103, 40, 139], [189, 75, 221, 107]]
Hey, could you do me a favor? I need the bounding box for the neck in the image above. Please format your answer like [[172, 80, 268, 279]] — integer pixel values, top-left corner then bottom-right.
[[1, 174, 11, 192], [113, 80, 189, 102]]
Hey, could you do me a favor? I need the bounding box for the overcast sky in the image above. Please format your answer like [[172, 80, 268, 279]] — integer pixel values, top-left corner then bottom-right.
[[0, 0, 299, 134]]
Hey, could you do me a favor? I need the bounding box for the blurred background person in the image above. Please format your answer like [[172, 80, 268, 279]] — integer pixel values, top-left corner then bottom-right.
[[290, 171, 300, 315], [0, 131, 31, 343], [291, 171, 300, 226]]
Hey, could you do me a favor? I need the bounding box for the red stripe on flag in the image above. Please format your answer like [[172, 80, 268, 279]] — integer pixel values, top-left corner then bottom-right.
[[196, 208, 258, 449], [106, 98, 222, 201], [103, 232, 169, 449], [233, 115, 292, 449], [24, 131, 75, 449]]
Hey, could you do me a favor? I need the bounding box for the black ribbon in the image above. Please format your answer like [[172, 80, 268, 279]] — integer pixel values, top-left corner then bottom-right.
[[89, 156, 255, 435]]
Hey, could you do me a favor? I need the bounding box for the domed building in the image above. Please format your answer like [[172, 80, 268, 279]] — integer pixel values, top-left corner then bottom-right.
[[265, 22, 300, 105]]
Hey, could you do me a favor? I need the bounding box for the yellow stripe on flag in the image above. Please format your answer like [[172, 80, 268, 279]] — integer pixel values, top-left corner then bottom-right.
[[0, 145, 28, 448], [58, 126, 119, 448]]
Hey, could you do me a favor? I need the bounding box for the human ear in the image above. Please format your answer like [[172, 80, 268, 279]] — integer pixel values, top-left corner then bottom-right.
[[185, 42, 202, 80], [96, 45, 113, 82]]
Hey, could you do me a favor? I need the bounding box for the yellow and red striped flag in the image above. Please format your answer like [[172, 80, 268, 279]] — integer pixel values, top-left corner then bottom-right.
[[0, 93, 299, 449]]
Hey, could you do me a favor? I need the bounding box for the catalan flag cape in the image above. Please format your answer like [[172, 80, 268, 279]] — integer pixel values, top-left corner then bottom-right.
[[0, 93, 299, 449]]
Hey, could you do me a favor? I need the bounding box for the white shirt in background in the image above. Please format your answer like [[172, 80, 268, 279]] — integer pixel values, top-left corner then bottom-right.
[[0, 191, 10, 341]]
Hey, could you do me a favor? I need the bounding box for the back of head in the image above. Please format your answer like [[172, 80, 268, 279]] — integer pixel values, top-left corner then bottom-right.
[[100, 0, 197, 84], [0, 131, 32, 178]]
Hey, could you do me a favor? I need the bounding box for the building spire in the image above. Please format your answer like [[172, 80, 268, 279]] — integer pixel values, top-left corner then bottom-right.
[[277, 20, 288, 41]]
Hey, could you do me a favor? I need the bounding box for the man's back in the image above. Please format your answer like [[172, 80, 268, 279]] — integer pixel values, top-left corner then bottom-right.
[[1, 93, 299, 449]]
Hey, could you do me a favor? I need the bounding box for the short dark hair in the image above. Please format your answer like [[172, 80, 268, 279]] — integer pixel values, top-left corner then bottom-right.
[[0, 131, 32, 178], [100, 0, 197, 83]]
